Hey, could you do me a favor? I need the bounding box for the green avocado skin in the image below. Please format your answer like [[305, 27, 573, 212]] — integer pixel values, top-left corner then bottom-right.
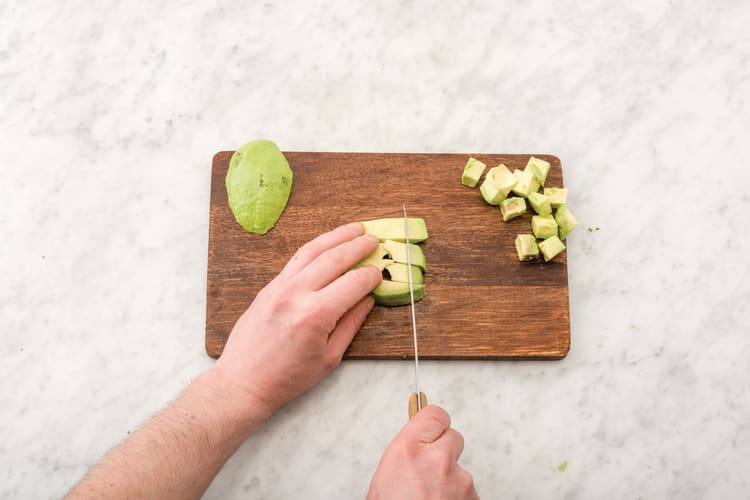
[[226, 140, 293, 234]]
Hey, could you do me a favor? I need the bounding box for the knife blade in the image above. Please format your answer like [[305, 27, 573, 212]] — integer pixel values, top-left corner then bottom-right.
[[403, 203, 427, 419]]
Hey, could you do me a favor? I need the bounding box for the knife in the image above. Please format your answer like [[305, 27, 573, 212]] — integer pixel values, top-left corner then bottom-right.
[[403, 203, 428, 419]]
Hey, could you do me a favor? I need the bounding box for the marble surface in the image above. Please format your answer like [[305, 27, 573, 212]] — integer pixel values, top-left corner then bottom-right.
[[2, 1, 749, 498]]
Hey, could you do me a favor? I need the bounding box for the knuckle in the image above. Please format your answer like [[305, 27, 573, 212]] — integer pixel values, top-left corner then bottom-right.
[[436, 451, 454, 475], [461, 471, 476, 494], [424, 410, 450, 431], [323, 248, 345, 266], [453, 429, 465, 449], [293, 243, 315, 263], [324, 352, 342, 370], [393, 437, 419, 462], [302, 298, 325, 318], [301, 299, 336, 332], [348, 267, 376, 288]]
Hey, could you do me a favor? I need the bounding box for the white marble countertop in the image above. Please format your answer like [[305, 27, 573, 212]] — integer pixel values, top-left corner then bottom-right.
[[2, 1, 749, 498]]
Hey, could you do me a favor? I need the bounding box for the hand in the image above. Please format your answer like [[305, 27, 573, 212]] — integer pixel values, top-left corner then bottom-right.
[[367, 406, 479, 500], [213, 222, 382, 415]]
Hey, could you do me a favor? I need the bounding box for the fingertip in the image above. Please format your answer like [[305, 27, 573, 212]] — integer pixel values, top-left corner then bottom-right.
[[346, 222, 365, 235], [362, 234, 379, 245], [421, 405, 451, 429], [361, 294, 376, 314], [366, 264, 384, 283], [365, 294, 376, 309], [404, 405, 452, 443]]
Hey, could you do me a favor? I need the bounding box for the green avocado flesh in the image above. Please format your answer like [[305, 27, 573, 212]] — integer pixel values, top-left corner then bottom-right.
[[361, 218, 428, 243], [526, 157, 551, 186], [352, 218, 429, 306], [480, 164, 517, 205], [383, 240, 427, 271], [528, 192, 552, 216], [515, 234, 539, 261], [354, 240, 427, 272], [500, 197, 526, 222], [544, 187, 568, 208], [480, 177, 506, 205], [511, 169, 540, 198], [352, 254, 393, 271], [539, 235, 566, 262], [531, 215, 558, 240], [384, 262, 424, 284], [459, 154, 574, 263], [226, 140, 293, 234], [372, 280, 426, 306], [462, 157, 486, 187], [555, 204, 578, 240]]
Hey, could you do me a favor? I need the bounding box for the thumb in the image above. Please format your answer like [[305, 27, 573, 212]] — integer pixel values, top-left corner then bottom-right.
[[402, 405, 451, 444]]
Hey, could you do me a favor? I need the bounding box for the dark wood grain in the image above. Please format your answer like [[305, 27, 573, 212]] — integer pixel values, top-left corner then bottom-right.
[[206, 152, 570, 360]]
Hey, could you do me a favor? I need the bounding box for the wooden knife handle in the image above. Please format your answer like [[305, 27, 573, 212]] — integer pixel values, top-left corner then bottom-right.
[[408, 392, 428, 419]]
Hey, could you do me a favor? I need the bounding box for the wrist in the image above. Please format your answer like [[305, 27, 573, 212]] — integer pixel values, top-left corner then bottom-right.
[[199, 363, 276, 425]]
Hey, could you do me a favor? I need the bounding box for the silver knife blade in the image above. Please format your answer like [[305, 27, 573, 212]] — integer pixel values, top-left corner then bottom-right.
[[402, 203, 422, 412]]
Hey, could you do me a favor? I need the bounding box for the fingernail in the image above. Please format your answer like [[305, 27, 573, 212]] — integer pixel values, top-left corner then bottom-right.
[[346, 222, 364, 234], [363, 234, 379, 244]]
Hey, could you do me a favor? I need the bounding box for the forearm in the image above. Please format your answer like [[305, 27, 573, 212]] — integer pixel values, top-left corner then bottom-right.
[[67, 366, 270, 500]]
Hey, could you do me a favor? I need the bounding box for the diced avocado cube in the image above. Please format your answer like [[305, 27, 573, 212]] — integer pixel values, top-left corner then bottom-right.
[[499, 196, 526, 222], [555, 204, 578, 239], [531, 215, 558, 239], [515, 234, 539, 261], [538, 236, 566, 262], [361, 218, 428, 243], [480, 177, 507, 205], [487, 164, 518, 195], [527, 192, 552, 216], [384, 262, 424, 284], [526, 157, 551, 186], [544, 187, 568, 208], [382, 240, 427, 271], [511, 169, 540, 198], [461, 157, 486, 187], [372, 280, 426, 306]]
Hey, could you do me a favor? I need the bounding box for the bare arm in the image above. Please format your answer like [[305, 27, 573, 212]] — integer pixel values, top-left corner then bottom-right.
[[66, 368, 270, 499], [67, 222, 382, 499]]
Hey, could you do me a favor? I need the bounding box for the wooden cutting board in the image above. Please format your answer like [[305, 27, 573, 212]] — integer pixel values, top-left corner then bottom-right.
[[206, 152, 570, 360]]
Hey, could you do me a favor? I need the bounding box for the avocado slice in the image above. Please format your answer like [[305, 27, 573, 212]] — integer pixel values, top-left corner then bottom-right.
[[384, 262, 424, 284], [226, 139, 293, 234], [361, 218, 428, 243], [353, 257, 394, 271], [555, 204, 578, 239], [372, 280, 426, 306], [383, 240, 427, 271], [531, 215, 558, 239], [515, 234, 539, 261], [538, 236, 566, 262], [544, 187, 568, 208], [528, 192, 552, 216], [526, 157, 551, 186], [499, 196, 526, 222], [461, 157, 486, 187]]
